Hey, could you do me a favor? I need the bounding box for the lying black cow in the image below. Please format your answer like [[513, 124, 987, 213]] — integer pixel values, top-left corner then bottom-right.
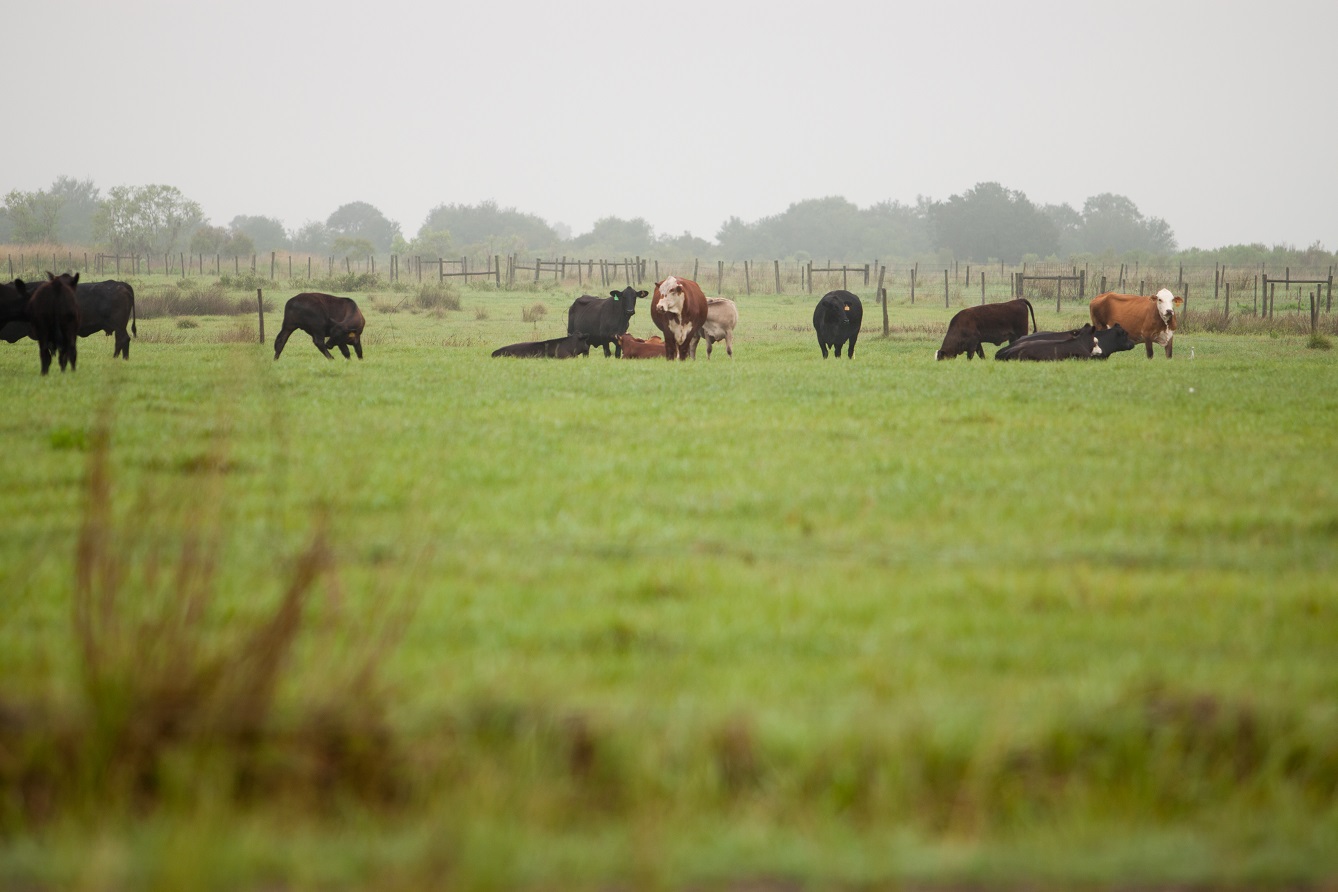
[[567, 285, 646, 357], [274, 293, 365, 360], [995, 323, 1137, 361], [27, 273, 81, 375], [936, 298, 1036, 360], [491, 334, 591, 359], [1, 279, 138, 359], [813, 290, 863, 359]]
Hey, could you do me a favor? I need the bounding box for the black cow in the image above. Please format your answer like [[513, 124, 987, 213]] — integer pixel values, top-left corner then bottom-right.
[[813, 290, 863, 359], [274, 293, 365, 360], [1, 279, 29, 327], [491, 334, 591, 358], [27, 272, 81, 375], [936, 298, 1036, 360], [2, 279, 138, 359], [995, 323, 1137, 362], [567, 286, 646, 357]]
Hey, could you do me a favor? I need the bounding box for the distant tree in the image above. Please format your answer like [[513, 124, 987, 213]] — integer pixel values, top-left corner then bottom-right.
[[3, 188, 63, 243], [717, 196, 932, 261], [47, 176, 100, 245], [570, 216, 656, 254], [0, 208, 12, 243], [1078, 193, 1176, 255], [190, 224, 254, 257], [290, 220, 331, 254], [94, 184, 203, 255], [418, 201, 559, 254], [930, 182, 1058, 262], [1042, 202, 1084, 256], [857, 199, 933, 258], [331, 236, 375, 257], [325, 201, 400, 253], [229, 215, 289, 254], [403, 228, 453, 258], [190, 224, 229, 254], [657, 231, 713, 256]]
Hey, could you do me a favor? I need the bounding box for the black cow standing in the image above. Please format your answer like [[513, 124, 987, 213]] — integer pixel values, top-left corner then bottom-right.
[[813, 290, 863, 359], [1, 279, 30, 328], [567, 285, 646, 357], [27, 272, 81, 375], [1, 279, 137, 359], [273, 293, 365, 360]]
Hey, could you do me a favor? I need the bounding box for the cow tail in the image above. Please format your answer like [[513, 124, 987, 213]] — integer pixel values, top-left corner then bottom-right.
[[1024, 298, 1037, 333], [129, 284, 137, 336]]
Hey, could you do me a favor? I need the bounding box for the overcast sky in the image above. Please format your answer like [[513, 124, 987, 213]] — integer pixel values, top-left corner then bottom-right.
[[9, 0, 1335, 251]]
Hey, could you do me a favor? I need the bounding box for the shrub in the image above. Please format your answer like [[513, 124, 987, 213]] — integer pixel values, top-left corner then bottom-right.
[[415, 284, 460, 311], [522, 303, 548, 323], [474, 306, 489, 321]]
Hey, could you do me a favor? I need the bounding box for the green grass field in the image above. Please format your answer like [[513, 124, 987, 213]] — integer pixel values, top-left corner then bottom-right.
[[2, 284, 1336, 890]]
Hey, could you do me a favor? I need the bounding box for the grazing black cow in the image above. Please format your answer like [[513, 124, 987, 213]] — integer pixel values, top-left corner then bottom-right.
[[996, 323, 1137, 362], [274, 293, 365, 360], [936, 298, 1036, 360], [813, 290, 863, 359], [567, 285, 646, 357], [27, 272, 81, 375], [490, 334, 591, 358], [2, 279, 138, 359]]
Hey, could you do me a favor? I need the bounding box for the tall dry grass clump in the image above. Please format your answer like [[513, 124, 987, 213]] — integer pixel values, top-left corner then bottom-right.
[[0, 405, 410, 831]]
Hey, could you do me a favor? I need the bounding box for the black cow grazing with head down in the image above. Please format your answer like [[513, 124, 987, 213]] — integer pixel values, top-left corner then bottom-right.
[[995, 323, 1138, 362], [1, 279, 138, 359], [936, 298, 1037, 360], [813, 290, 863, 359], [491, 334, 591, 359], [567, 285, 646, 357], [274, 293, 365, 360], [27, 272, 81, 375]]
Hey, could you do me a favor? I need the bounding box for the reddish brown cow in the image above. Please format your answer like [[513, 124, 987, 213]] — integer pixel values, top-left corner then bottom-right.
[[650, 276, 708, 361], [616, 333, 665, 358], [936, 298, 1036, 360], [1089, 289, 1182, 358]]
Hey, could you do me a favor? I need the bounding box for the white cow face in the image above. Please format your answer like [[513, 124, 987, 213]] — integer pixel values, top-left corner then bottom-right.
[[1154, 288, 1182, 324], [658, 276, 685, 318]]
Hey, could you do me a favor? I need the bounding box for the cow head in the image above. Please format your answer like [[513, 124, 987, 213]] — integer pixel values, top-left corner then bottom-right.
[[611, 286, 646, 317], [656, 277, 686, 320], [1154, 288, 1182, 325]]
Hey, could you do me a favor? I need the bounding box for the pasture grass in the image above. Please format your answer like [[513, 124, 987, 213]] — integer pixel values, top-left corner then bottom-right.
[[1, 285, 1336, 889]]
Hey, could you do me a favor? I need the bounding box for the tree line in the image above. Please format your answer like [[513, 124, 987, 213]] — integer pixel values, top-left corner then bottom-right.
[[3, 177, 1334, 268]]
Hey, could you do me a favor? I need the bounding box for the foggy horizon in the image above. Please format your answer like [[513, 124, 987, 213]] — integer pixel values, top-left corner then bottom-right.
[[9, 0, 1336, 253]]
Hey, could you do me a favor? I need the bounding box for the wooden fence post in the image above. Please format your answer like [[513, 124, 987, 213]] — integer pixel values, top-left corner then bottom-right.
[[943, 269, 949, 308], [717, 260, 724, 295], [774, 259, 781, 294], [877, 264, 888, 336], [744, 260, 751, 296], [257, 289, 265, 344], [981, 273, 986, 305], [806, 261, 813, 294], [910, 267, 916, 304]]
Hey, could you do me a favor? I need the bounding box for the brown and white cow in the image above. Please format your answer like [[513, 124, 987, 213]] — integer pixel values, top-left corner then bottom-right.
[[650, 276, 708, 361], [1089, 288, 1182, 359], [616, 333, 665, 358]]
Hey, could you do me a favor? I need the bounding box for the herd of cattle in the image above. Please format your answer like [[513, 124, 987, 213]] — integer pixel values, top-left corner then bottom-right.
[[0, 271, 1186, 374]]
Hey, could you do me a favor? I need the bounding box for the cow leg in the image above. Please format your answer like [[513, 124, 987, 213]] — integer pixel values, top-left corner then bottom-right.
[[353, 339, 363, 360], [602, 341, 613, 358], [817, 333, 829, 358], [725, 332, 733, 357], [1165, 340, 1174, 359], [311, 334, 335, 359], [847, 332, 858, 359], [325, 336, 352, 359], [1145, 341, 1155, 359], [38, 343, 52, 375], [115, 326, 130, 359], [273, 325, 296, 360]]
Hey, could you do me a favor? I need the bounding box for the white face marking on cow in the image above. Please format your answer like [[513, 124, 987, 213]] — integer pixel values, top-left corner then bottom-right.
[[1154, 288, 1179, 324], [1091, 342, 1103, 356]]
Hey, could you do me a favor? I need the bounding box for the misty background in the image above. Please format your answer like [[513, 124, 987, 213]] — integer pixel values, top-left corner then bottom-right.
[[5, 0, 1335, 265]]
